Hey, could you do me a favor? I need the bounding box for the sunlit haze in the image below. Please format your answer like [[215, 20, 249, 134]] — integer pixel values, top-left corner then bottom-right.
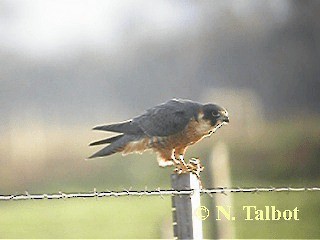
[[0, 0, 198, 57]]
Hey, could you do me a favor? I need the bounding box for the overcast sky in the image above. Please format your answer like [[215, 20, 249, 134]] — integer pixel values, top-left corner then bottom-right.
[[0, 0, 290, 58], [0, 0, 199, 57]]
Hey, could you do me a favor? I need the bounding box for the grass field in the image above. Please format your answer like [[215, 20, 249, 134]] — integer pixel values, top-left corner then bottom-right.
[[1, 186, 319, 238], [1, 119, 319, 238], [0, 197, 172, 238]]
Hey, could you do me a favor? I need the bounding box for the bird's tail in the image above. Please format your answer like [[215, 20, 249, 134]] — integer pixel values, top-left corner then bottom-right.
[[89, 134, 124, 146], [92, 121, 143, 135], [87, 135, 138, 159]]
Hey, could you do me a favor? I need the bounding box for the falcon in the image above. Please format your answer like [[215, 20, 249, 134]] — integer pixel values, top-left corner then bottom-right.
[[88, 99, 229, 178]]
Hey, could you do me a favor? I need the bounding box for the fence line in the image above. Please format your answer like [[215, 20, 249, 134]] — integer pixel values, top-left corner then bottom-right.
[[0, 186, 319, 201]]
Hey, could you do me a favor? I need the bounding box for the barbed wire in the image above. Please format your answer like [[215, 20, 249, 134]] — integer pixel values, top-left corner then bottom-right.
[[0, 186, 319, 201]]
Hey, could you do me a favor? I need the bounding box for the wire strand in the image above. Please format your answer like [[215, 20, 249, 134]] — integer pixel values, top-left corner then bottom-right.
[[1, 187, 319, 201]]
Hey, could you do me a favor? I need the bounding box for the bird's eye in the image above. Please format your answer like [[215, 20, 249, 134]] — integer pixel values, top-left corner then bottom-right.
[[212, 112, 220, 117]]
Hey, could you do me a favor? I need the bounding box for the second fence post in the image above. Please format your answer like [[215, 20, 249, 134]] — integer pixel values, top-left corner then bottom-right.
[[171, 173, 203, 239]]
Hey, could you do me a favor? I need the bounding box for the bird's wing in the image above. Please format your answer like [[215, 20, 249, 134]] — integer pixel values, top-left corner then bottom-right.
[[134, 99, 201, 137]]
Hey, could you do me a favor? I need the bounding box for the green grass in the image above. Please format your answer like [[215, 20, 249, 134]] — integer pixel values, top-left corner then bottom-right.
[[200, 184, 320, 239], [1, 189, 319, 238], [0, 197, 172, 239], [233, 191, 320, 238]]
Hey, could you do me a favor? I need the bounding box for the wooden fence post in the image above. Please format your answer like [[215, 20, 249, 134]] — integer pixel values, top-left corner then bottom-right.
[[171, 173, 203, 239], [210, 141, 235, 239]]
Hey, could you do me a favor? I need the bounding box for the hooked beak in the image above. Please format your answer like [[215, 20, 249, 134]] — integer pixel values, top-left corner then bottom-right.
[[220, 115, 229, 124]]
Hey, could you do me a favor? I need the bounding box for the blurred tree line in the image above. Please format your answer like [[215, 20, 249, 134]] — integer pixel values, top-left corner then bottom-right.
[[0, 1, 319, 128], [0, 1, 319, 193]]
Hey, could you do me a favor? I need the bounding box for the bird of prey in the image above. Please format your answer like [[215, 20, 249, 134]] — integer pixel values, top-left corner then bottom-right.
[[88, 99, 229, 178]]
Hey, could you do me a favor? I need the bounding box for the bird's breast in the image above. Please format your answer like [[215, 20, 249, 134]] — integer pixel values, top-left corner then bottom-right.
[[183, 116, 214, 142], [150, 116, 214, 151]]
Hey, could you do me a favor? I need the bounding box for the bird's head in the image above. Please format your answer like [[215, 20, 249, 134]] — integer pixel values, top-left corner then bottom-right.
[[202, 103, 229, 132]]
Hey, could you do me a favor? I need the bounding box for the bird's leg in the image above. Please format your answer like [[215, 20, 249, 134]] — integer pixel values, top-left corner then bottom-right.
[[179, 154, 188, 168], [187, 158, 204, 175], [173, 155, 204, 188], [173, 154, 189, 174], [185, 158, 204, 188]]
